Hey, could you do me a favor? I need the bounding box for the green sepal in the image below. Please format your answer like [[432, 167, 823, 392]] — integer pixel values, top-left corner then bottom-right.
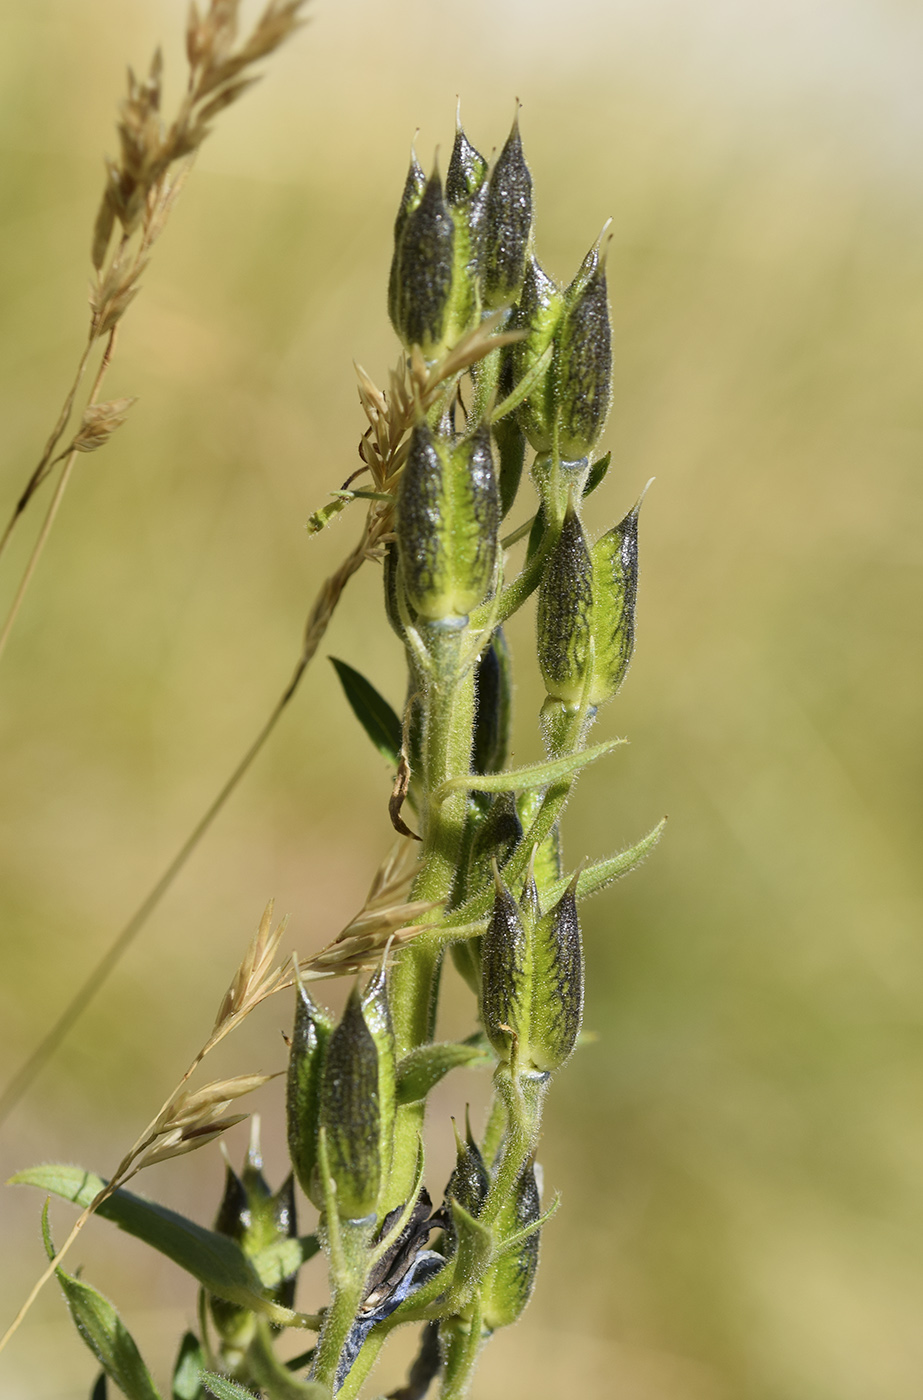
[[287, 978, 334, 1211], [330, 658, 402, 767], [537, 504, 594, 705], [481, 117, 533, 310], [583, 451, 611, 498], [14, 1166, 310, 1329], [41, 1202, 163, 1400], [586, 495, 641, 706], [479, 1161, 541, 1330], [200, 1377, 260, 1400], [172, 1333, 206, 1400], [396, 1040, 492, 1105], [433, 737, 625, 803], [396, 422, 499, 622], [553, 240, 612, 459], [443, 1197, 493, 1314]]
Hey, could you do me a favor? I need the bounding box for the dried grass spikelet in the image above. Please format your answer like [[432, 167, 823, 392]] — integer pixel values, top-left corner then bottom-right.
[[71, 398, 138, 454], [134, 1071, 280, 1169], [212, 899, 289, 1037]]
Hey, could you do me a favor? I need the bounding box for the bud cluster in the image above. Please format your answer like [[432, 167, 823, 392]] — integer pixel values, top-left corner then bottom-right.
[[214, 110, 648, 1400]]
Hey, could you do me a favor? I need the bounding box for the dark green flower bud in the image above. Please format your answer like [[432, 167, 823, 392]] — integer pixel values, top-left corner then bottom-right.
[[553, 240, 612, 459], [480, 871, 584, 1073], [480, 1160, 541, 1329], [536, 502, 593, 706], [318, 974, 396, 1220], [286, 979, 333, 1210], [586, 497, 640, 706], [388, 150, 426, 330], [441, 1113, 490, 1257], [390, 158, 483, 359], [210, 1134, 299, 1346], [446, 123, 488, 208], [482, 114, 533, 309], [471, 790, 523, 879], [493, 406, 526, 519], [396, 423, 499, 622], [509, 257, 564, 453], [471, 629, 513, 779]]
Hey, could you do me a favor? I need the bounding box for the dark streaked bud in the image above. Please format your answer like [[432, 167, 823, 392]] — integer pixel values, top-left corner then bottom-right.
[[442, 1113, 491, 1257], [587, 497, 640, 706], [471, 629, 513, 778], [397, 423, 499, 622], [393, 168, 456, 355], [286, 980, 333, 1210], [482, 115, 533, 309], [536, 503, 594, 705], [210, 1133, 300, 1344], [360, 962, 397, 1205], [319, 985, 382, 1220], [510, 257, 564, 453], [479, 876, 527, 1063], [480, 1160, 542, 1329], [388, 150, 426, 330], [446, 124, 488, 207], [553, 240, 612, 459], [480, 870, 584, 1073], [529, 879, 583, 1072], [318, 973, 396, 1221]]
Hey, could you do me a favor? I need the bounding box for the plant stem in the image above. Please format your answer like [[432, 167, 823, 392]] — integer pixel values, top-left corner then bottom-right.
[[0, 327, 117, 669], [310, 1220, 371, 1392], [439, 1304, 485, 1400]]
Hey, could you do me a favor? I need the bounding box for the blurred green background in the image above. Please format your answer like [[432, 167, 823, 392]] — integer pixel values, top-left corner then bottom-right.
[[2, 1, 923, 1396]]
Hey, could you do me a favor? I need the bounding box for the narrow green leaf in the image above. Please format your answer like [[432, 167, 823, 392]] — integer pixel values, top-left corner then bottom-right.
[[91, 1373, 108, 1400], [245, 1320, 330, 1399], [330, 658, 402, 767], [14, 1165, 314, 1330], [433, 738, 625, 803], [574, 818, 666, 900], [538, 818, 666, 910], [45, 1230, 163, 1400], [200, 1376, 259, 1400], [396, 1041, 493, 1105], [172, 1333, 206, 1400], [582, 451, 611, 498]]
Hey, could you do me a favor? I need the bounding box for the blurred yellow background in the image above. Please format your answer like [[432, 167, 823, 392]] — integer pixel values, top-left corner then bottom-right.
[[2, 1, 923, 1396]]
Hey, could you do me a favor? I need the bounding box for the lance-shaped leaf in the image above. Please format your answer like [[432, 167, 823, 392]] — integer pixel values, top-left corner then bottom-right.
[[433, 737, 625, 803], [396, 1040, 492, 1105], [201, 1378, 260, 1400], [42, 1204, 162, 1400], [536, 818, 667, 911], [13, 1166, 315, 1329], [330, 658, 402, 768], [171, 1333, 206, 1400], [583, 451, 611, 498]]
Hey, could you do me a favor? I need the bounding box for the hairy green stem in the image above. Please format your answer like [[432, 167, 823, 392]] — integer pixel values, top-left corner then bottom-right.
[[439, 1304, 485, 1400]]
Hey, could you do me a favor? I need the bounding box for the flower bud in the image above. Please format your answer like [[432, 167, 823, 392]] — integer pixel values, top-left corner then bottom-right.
[[480, 1160, 542, 1329], [441, 1114, 490, 1257], [481, 115, 533, 309], [480, 871, 584, 1073], [210, 1136, 299, 1346], [445, 123, 488, 207], [390, 160, 482, 359], [388, 150, 426, 331], [586, 498, 640, 706], [509, 257, 564, 453], [396, 423, 499, 622], [471, 629, 513, 779], [552, 240, 612, 459], [536, 502, 593, 706], [286, 979, 333, 1210], [318, 974, 396, 1220]]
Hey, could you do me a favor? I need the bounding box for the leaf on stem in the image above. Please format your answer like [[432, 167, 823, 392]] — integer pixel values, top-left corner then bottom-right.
[[330, 658, 402, 767], [14, 1166, 318, 1329], [433, 738, 625, 803]]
